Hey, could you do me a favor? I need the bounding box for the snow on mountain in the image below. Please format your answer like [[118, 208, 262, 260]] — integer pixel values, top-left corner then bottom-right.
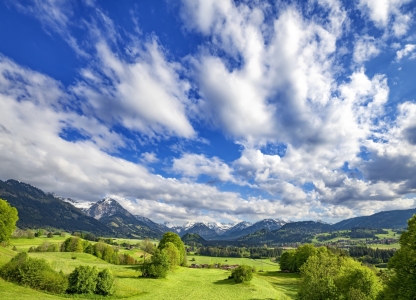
[[206, 222, 236, 234], [55, 195, 95, 211], [86, 197, 125, 220]]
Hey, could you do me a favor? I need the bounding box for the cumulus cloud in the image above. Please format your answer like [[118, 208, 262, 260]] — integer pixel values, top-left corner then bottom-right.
[[172, 153, 234, 182], [140, 152, 159, 164], [357, 0, 413, 36]]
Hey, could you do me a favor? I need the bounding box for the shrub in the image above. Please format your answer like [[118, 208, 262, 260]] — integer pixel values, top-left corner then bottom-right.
[[230, 265, 253, 283], [0, 252, 67, 294], [144, 249, 169, 278], [67, 266, 98, 294], [96, 269, 115, 295]]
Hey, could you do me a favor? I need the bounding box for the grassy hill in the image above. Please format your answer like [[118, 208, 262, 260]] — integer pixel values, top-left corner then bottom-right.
[[0, 237, 300, 300]]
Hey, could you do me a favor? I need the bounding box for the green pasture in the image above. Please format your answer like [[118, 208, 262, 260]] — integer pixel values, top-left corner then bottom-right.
[[312, 229, 401, 246], [188, 254, 280, 271], [0, 246, 299, 300], [8, 234, 69, 252]]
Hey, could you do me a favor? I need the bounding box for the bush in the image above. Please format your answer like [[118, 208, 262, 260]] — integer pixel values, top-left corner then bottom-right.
[[0, 252, 67, 294], [144, 249, 169, 278], [230, 265, 253, 283], [67, 266, 98, 294], [96, 269, 115, 295]]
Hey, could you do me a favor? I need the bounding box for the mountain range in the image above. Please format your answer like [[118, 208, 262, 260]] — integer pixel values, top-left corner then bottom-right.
[[0, 179, 414, 243]]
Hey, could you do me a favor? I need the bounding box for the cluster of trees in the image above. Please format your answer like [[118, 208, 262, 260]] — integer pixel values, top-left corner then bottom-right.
[[28, 241, 60, 253], [298, 249, 382, 300], [0, 252, 115, 296], [378, 215, 416, 299], [67, 266, 115, 296], [349, 227, 388, 239], [297, 215, 416, 299], [142, 232, 186, 278], [61, 237, 136, 265], [349, 247, 395, 264], [0, 252, 68, 294], [279, 244, 329, 272], [197, 246, 285, 259]]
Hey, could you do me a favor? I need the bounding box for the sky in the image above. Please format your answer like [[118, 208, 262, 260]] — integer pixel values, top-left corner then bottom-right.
[[0, 0, 416, 225]]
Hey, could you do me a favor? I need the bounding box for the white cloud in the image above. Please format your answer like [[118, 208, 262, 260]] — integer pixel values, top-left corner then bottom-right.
[[357, 0, 413, 36], [140, 152, 159, 164], [353, 35, 381, 64], [74, 39, 196, 139], [172, 153, 234, 182], [396, 44, 416, 61]]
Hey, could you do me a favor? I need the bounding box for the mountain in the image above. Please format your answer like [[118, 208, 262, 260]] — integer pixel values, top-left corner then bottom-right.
[[86, 198, 163, 239], [221, 219, 286, 240], [0, 179, 113, 235], [179, 222, 219, 239], [135, 215, 170, 233], [238, 221, 332, 244], [206, 222, 236, 235], [332, 208, 416, 230]]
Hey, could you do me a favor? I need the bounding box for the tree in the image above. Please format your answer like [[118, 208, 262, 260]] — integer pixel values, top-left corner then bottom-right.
[[67, 266, 98, 294], [0, 198, 18, 243], [230, 265, 253, 283], [140, 238, 155, 273], [380, 214, 416, 299], [298, 248, 382, 300], [95, 269, 115, 296], [163, 242, 180, 271], [158, 232, 186, 266], [145, 249, 169, 278]]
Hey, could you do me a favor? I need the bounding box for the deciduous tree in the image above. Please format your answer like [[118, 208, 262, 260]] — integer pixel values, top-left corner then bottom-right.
[[0, 198, 18, 243]]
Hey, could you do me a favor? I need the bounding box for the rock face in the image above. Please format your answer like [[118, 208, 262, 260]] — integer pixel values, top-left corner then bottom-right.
[[86, 198, 164, 239]]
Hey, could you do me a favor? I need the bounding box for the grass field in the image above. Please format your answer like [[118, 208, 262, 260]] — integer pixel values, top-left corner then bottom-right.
[[188, 254, 280, 271], [8, 234, 70, 252], [0, 244, 300, 300]]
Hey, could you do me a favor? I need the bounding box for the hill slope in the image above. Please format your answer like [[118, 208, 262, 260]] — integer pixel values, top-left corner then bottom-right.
[[332, 209, 416, 230], [0, 179, 113, 235]]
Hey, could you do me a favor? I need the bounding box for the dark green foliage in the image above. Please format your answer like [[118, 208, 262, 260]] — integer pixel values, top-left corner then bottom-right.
[[298, 246, 382, 300], [0, 198, 19, 242], [181, 233, 206, 247], [67, 266, 98, 294], [0, 179, 113, 235], [349, 246, 395, 264], [159, 232, 186, 266], [230, 265, 253, 283], [0, 252, 68, 294], [279, 244, 321, 272], [144, 249, 169, 278], [380, 214, 416, 299], [95, 269, 115, 296]]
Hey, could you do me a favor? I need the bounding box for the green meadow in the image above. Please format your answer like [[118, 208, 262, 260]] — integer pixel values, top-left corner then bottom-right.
[[0, 238, 300, 300]]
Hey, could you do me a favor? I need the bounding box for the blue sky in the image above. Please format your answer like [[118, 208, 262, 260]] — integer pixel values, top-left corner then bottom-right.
[[0, 0, 416, 225]]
